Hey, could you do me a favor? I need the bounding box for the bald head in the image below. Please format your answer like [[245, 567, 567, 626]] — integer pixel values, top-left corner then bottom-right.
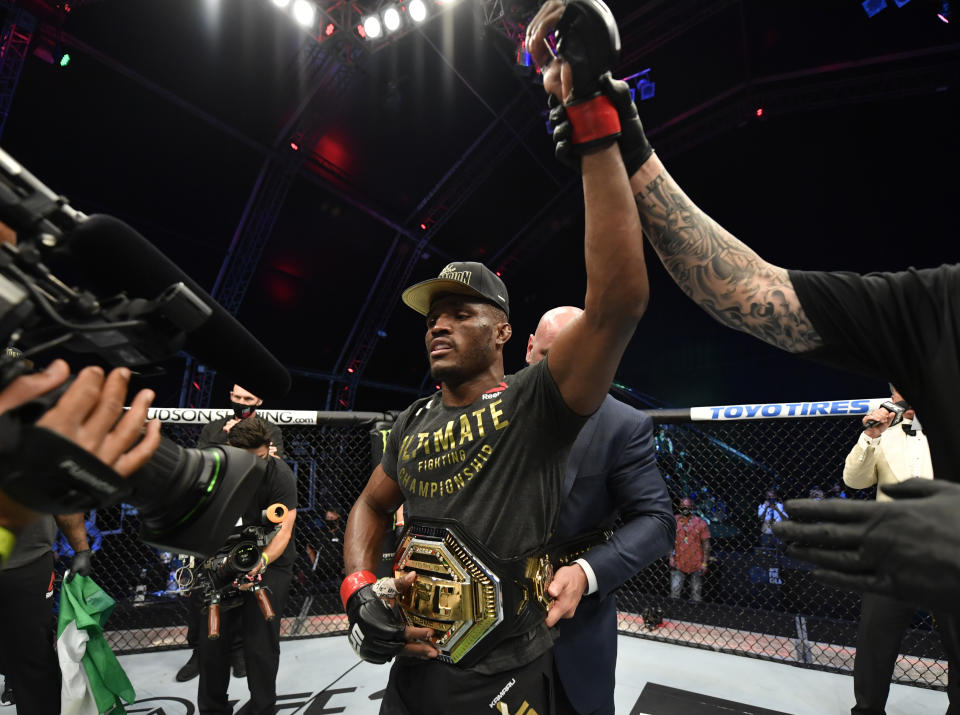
[[525, 306, 583, 365]]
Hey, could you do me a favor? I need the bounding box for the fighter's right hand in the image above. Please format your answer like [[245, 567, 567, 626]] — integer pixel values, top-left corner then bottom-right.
[[341, 571, 437, 664], [549, 73, 654, 173], [862, 406, 896, 439], [528, 0, 623, 154]]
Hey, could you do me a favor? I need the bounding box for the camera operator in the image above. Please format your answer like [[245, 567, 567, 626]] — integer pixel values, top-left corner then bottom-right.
[[0, 359, 161, 562], [197, 384, 284, 458], [758, 489, 787, 550], [197, 417, 297, 715], [178, 385, 285, 682], [0, 511, 92, 713]]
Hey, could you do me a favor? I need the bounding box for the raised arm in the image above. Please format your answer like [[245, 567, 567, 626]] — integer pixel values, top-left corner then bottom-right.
[[628, 157, 821, 353], [526, 0, 648, 416]]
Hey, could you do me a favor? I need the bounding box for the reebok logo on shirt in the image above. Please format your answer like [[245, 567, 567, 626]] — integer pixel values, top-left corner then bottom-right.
[[482, 381, 508, 399]]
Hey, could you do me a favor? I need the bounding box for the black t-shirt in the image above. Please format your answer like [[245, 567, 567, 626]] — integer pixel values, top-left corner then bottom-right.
[[790, 264, 960, 480], [381, 358, 586, 673], [1, 514, 56, 571], [197, 416, 285, 458], [240, 457, 298, 570]]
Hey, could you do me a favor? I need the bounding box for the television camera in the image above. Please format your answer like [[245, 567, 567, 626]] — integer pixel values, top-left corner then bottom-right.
[[0, 147, 289, 557], [174, 503, 289, 638]]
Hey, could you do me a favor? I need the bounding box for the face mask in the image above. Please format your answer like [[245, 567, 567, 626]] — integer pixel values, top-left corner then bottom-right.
[[680, 508, 691, 516], [231, 401, 257, 419]]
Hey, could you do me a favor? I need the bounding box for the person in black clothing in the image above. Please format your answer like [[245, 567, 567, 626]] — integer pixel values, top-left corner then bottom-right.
[[196, 384, 285, 458], [0, 513, 92, 714], [178, 384, 286, 682], [538, 0, 960, 610], [196, 417, 298, 715]]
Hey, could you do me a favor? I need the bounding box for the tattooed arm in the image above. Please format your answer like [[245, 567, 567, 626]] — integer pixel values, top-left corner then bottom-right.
[[630, 155, 823, 353]]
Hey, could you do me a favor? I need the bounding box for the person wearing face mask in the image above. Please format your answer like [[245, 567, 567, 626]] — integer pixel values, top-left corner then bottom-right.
[[196, 384, 285, 458], [669, 497, 711, 602], [197, 417, 297, 715], [176, 385, 286, 682]]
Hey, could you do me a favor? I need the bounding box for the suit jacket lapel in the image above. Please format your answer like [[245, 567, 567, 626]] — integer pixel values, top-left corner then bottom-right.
[[564, 411, 601, 500]]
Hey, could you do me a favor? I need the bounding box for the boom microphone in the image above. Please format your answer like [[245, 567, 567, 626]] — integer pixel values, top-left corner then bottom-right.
[[52, 214, 291, 398]]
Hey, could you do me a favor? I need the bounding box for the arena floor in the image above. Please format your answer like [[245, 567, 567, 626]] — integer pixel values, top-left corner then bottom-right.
[[12, 635, 943, 714]]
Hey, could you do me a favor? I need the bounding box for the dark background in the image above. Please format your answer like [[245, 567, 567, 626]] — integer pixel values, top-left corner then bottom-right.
[[4, 0, 958, 411]]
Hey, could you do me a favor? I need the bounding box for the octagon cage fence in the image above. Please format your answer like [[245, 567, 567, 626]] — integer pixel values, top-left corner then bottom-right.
[[59, 396, 945, 692]]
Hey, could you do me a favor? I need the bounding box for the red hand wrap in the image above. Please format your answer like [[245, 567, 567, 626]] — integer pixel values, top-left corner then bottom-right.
[[565, 94, 621, 146], [341, 570, 377, 610]]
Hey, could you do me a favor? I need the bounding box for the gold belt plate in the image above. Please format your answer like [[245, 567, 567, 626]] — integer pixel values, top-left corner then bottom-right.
[[393, 527, 504, 664]]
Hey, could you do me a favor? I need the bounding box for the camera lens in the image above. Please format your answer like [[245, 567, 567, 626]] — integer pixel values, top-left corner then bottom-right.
[[224, 542, 260, 573], [127, 439, 267, 558]]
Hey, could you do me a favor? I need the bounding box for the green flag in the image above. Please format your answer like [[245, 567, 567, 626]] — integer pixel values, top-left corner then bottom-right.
[[57, 574, 136, 714]]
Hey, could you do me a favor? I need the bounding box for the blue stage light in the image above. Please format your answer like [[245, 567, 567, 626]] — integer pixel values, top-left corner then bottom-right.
[[862, 0, 888, 17], [638, 78, 656, 101]]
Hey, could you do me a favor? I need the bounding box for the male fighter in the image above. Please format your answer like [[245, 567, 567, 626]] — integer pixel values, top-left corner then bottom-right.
[[342, 2, 652, 711]]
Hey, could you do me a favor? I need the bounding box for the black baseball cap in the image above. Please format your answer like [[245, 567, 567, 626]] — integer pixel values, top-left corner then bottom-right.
[[402, 261, 510, 317]]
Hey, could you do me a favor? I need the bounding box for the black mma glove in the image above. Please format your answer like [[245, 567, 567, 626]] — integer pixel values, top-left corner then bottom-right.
[[553, 0, 623, 154], [341, 571, 407, 664], [601, 73, 653, 175], [67, 549, 93, 583], [773, 478, 960, 612], [549, 73, 654, 173]]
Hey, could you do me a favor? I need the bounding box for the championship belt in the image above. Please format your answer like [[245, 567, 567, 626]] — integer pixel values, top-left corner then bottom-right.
[[393, 517, 610, 668]]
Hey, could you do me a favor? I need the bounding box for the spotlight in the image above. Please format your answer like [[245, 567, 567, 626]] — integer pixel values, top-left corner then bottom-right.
[[292, 0, 316, 27], [272, 0, 291, 7], [938, 1, 951, 21], [637, 78, 655, 101], [382, 5, 402, 32], [362, 14, 382, 38], [59, 52, 71, 68], [409, 0, 428, 23], [862, 0, 887, 17]]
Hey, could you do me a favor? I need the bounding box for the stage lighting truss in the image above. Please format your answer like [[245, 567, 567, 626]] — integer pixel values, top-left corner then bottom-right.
[[269, 0, 357, 45], [268, 0, 464, 49], [356, 0, 464, 45]]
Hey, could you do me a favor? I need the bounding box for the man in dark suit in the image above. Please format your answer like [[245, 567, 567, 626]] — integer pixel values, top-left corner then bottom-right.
[[526, 306, 675, 715]]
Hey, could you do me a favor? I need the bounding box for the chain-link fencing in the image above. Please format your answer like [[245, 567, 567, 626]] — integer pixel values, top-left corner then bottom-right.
[[617, 400, 947, 691], [73, 400, 946, 691], [68, 409, 393, 654]]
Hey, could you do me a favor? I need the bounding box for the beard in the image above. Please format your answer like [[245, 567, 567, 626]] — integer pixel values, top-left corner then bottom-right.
[[428, 338, 495, 387]]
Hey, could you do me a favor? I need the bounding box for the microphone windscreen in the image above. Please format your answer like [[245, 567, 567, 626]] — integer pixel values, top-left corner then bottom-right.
[[56, 214, 291, 398]]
